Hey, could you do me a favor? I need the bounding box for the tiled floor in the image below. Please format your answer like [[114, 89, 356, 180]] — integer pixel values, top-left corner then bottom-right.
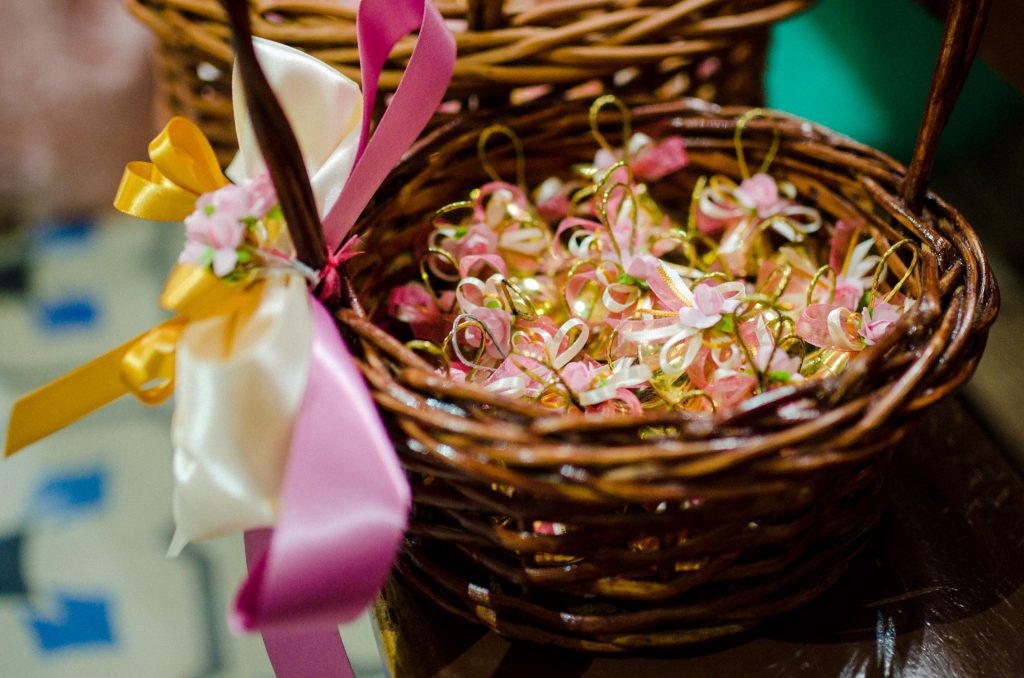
[[0, 216, 386, 677]]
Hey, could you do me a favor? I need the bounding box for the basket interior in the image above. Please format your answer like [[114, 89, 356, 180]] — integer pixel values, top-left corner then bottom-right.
[[337, 98, 996, 651]]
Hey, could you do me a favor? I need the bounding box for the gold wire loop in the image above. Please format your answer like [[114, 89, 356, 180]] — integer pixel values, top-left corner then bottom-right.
[[501, 278, 539, 321], [589, 95, 633, 158], [432, 200, 475, 225], [477, 124, 527, 189], [756, 262, 792, 303], [734, 109, 782, 179], [419, 247, 460, 312], [686, 176, 708, 235], [563, 259, 598, 321], [869, 239, 920, 304], [444, 313, 508, 377], [599, 181, 639, 261], [405, 339, 451, 374], [672, 389, 716, 414], [806, 264, 836, 308]]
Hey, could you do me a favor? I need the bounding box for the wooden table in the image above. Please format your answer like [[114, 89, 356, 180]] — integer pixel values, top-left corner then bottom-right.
[[377, 398, 1024, 676]]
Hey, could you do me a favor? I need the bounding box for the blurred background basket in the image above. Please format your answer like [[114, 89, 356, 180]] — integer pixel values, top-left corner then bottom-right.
[[124, 0, 813, 165], [333, 0, 997, 651]]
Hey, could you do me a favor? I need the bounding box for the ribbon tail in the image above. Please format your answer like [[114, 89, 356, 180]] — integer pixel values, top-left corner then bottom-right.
[[4, 335, 143, 457], [321, 0, 456, 249], [243, 530, 355, 678], [233, 294, 409, 631]]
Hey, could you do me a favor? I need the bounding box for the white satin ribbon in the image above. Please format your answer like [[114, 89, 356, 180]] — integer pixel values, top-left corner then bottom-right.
[[228, 38, 363, 218], [170, 40, 363, 552], [578, 358, 651, 406], [169, 274, 311, 554]]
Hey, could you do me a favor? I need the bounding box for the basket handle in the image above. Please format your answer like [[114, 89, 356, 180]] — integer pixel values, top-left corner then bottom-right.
[[900, 0, 991, 212]]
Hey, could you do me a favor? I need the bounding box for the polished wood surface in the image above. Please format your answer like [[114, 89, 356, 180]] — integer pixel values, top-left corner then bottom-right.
[[378, 397, 1024, 676]]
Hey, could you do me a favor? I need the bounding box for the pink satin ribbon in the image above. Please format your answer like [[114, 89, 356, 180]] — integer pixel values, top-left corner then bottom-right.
[[323, 0, 456, 250], [235, 1, 456, 676]]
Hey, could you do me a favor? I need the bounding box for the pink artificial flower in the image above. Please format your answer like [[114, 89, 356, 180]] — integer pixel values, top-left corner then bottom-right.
[[859, 299, 900, 345], [832, 278, 863, 311], [483, 353, 542, 398], [535, 177, 574, 222], [461, 306, 512, 359], [588, 388, 644, 416], [458, 253, 508, 279], [561, 357, 648, 414], [476, 182, 530, 228], [389, 283, 454, 343], [594, 133, 688, 182], [734, 173, 786, 218], [447, 362, 472, 382], [696, 208, 728, 236], [745, 317, 803, 381], [458, 224, 499, 258], [705, 374, 758, 411], [795, 304, 862, 351], [244, 172, 278, 219], [560, 357, 604, 394], [182, 183, 249, 276], [629, 136, 688, 181], [828, 220, 859, 272], [676, 283, 741, 329]]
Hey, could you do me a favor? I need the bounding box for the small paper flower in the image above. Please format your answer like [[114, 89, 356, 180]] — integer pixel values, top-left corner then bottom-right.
[[181, 183, 249, 276], [795, 304, 862, 351], [244, 171, 278, 220], [859, 299, 900, 345], [677, 283, 741, 329], [389, 283, 454, 344], [461, 306, 513, 359], [594, 133, 689, 182], [734, 173, 786, 218]]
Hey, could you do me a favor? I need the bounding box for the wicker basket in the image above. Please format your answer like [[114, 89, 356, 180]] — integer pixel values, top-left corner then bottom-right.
[[332, 1, 998, 652], [125, 0, 812, 165]]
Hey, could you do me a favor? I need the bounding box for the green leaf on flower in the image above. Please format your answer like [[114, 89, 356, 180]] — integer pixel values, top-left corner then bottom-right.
[[616, 273, 650, 291], [716, 315, 734, 333]]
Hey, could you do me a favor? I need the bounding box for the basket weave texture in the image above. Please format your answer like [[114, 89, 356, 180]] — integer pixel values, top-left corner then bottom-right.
[[335, 96, 997, 651], [124, 0, 812, 164]]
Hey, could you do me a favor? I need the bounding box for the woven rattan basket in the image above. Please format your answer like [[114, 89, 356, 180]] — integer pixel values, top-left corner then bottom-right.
[[125, 0, 812, 165], [333, 1, 998, 651]]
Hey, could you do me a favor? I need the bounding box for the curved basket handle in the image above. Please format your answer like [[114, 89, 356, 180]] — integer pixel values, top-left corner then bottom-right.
[[901, 0, 992, 212]]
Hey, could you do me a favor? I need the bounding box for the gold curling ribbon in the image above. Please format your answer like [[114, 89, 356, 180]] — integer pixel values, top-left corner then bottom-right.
[[113, 117, 229, 221], [4, 265, 263, 457]]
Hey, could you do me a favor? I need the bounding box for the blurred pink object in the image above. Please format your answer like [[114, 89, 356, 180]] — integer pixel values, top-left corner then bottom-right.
[[0, 0, 154, 218]]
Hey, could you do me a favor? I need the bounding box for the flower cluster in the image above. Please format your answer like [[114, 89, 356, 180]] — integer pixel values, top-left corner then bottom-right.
[[177, 172, 298, 279], [387, 108, 917, 415]]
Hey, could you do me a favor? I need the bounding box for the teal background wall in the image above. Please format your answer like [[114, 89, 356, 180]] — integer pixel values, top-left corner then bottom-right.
[[765, 0, 1022, 163]]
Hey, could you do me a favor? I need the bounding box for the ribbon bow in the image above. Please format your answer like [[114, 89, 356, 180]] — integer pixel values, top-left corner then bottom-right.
[[114, 117, 230, 221], [5, 1, 455, 677]]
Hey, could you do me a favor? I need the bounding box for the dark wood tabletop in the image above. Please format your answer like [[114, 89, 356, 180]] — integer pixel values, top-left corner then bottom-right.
[[376, 397, 1024, 677]]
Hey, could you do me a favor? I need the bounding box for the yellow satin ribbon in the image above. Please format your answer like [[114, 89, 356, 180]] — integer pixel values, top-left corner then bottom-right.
[[4, 265, 263, 457], [113, 117, 229, 221]]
